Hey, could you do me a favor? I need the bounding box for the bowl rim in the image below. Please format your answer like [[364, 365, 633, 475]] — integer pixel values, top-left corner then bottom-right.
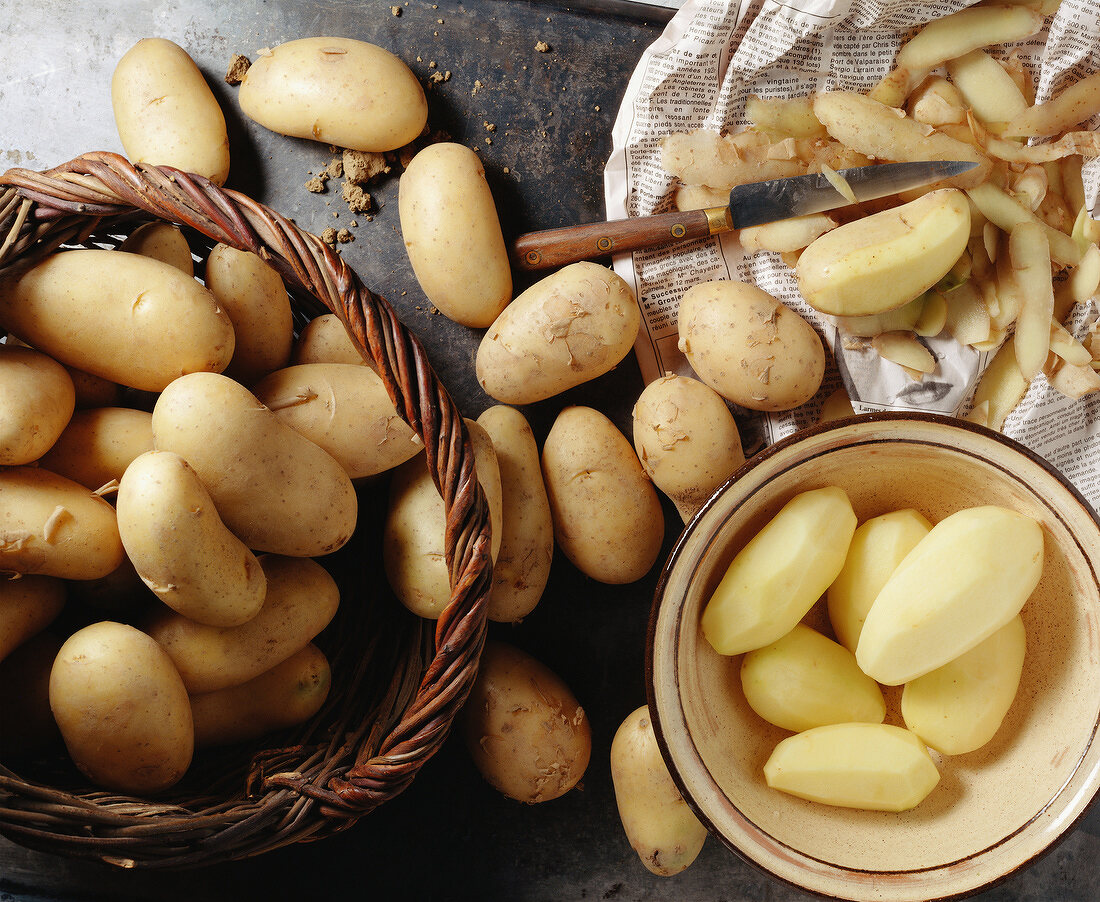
[[645, 410, 1100, 901]]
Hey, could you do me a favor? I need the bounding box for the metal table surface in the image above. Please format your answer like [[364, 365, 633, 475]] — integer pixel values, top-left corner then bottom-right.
[[1, 1, 1098, 900]]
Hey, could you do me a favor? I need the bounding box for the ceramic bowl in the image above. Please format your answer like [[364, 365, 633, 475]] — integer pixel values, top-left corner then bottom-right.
[[648, 412, 1100, 901]]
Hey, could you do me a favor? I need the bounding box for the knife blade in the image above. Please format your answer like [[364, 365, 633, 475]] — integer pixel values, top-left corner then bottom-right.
[[510, 159, 978, 272]]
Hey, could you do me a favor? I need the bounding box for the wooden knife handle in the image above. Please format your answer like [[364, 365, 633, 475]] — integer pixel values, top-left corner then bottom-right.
[[510, 207, 730, 272]]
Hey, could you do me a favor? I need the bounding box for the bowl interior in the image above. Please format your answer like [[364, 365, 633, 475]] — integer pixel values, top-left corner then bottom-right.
[[650, 414, 1100, 901]]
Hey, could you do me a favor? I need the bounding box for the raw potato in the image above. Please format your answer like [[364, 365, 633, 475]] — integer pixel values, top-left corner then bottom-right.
[[238, 37, 427, 152], [677, 280, 825, 412], [701, 486, 856, 656], [462, 640, 591, 803], [116, 451, 267, 627], [204, 244, 294, 384], [739, 213, 837, 255], [965, 181, 1081, 268], [795, 189, 972, 316], [763, 722, 940, 813], [0, 575, 65, 664], [740, 624, 886, 733], [476, 262, 641, 405], [1008, 221, 1054, 381], [49, 621, 194, 794], [152, 372, 357, 557], [856, 506, 1044, 685], [399, 142, 512, 328], [902, 615, 1026, 756], [118, 222, 195, 275], [945, 50, 1029, 136], [812, 91, 990, 188], [0, 344, 75, 466], [145, 554, 339, 693], [541, 406, 664, 585], [611, 705, 707, 877], [0, 467, 125, 580], [68, 368, 122, 409], [476, 406, 554, 623], [190, 643, 331, 749], [891, 5, 1043, 88], [292, 313, 372, 368], [0, 249, 234, 392], [111, 37, 231, 185], [254, 363, 422, 479], [631, 373, 745, 522], [827, 508, 932, 653], [0, 632, 64, 758], [1004, 71, 1100, 138], [383, 420, 503, 619], [39, 407, 154, 492]]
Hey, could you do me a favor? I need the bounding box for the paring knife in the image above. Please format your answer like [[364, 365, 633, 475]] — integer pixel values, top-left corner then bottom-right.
[[510, 159, 978, 271]]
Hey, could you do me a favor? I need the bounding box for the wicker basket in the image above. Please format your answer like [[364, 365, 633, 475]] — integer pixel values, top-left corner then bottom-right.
[[0, 152, 492, 868]]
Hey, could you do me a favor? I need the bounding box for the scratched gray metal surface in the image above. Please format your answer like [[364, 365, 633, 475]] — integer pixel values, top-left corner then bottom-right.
[[1, 2, 1099, 900]]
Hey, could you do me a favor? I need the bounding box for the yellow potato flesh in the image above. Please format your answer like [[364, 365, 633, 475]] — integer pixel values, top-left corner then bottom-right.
[[741, 624, 885, 733], [795, 188, 971, 316], [902, 615, 1026, 756], [826, 508, 932, 653], [764, 722, 940, 813], [856, 506, 1043, 685], [701, 486, 856, 656]]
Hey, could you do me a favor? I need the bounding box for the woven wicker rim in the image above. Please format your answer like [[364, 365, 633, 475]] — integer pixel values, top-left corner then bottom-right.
[[0, 152, 492, 868]]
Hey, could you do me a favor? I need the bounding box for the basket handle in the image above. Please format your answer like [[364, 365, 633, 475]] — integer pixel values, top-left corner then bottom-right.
[[0, 152, 493, 817]]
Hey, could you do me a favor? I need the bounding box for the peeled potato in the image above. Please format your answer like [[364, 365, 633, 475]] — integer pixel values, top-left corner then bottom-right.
[[741, 624, 885, 733], [796, 188, 972, 317], [701, 486, 856, 656], [856, 506, 1043, 686], [902, 615, 1026, 755], [826, 508, 933, 653], [764, 722, 940, 812]]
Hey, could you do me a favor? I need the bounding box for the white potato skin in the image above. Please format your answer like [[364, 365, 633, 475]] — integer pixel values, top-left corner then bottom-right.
[[39, 407, 153, 492], [254, 363, 423, 479], [119, 222, 195, 275], [541, 406, 664, 585], [49, 621, 194, 794], [291, 313, 373, 369], [204, 244, 293, 384], [400, 143, 512, 328], [632, 373, 744, 522], [238, 37, 427, 152], [116, 451, 267, 627], [0, 467, 125, 581], [677, 280, 825, 412], [0, 575, 66, 665], [151, 372, 357, 557], [0, 344, 75, 466], [145, 554, 339, 694], [462, 640, 591, 804], [477, 262, 641, 405], [612, 705, 707, 876], [383, 420, 502, 618], [190, 643, 331, 749], [111, 38, 230, 185], [476, 406, 553, 623], [0, 249, 235, 392]]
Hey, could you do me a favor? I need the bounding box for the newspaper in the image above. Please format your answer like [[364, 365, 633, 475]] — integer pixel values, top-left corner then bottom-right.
[[604, 0, 1100, 505]]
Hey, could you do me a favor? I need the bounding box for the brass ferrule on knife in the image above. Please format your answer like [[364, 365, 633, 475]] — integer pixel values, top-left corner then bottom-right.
[[704, 206, 733, 235]]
